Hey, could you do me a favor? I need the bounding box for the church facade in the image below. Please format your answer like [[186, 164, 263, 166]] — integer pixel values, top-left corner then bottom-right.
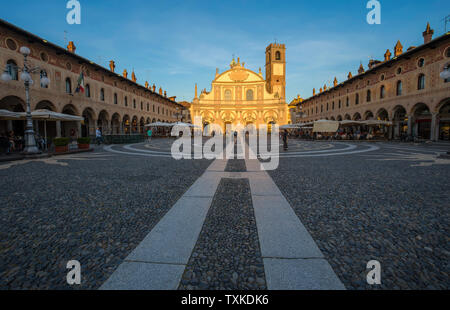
[[190, 43, 290, 133]]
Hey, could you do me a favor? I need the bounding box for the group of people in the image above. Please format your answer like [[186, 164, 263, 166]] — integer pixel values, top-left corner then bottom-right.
[[0, 131, 49, 155], [0, 131, 19, 155], [283, 127, 386, 141]]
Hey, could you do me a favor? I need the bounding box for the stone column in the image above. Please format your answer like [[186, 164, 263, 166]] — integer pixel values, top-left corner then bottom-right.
[[430, 113, 437, 141], [7, 120, 13, 131], [407, 115, 413, 136], [56, 121, 61, 138], [77, 122, 82, 138], [34, 120, 39, 134]]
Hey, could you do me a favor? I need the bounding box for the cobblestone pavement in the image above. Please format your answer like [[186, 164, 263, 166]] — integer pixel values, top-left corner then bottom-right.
[[269, 141, 450, 290], [1, 138, 449, 290], [179, 178, 266, 290], [0, 141, 211, 289]]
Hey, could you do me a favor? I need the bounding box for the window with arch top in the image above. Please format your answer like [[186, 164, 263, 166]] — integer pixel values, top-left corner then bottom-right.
[[246, 89, 254, 101], [65, 78, 72, 94], [380, 85, 386, 99], [6, 60, 18, 81], [275, 51, 281, 60], [224, 89, 232, 101], [40, 70, 48, 88], [418, 74, 425, 90], [396, 81, 403, 96]]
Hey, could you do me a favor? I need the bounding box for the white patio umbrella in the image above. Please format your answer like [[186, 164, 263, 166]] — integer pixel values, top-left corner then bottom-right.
[[339, 120, 363, 126], [362, 120, 393, 126], [144, 121, 173, 127], [0, 109, 23, 120], [171, 121, 201, 128], [17, 109, 83, 149], [280, 124, 301, 129]]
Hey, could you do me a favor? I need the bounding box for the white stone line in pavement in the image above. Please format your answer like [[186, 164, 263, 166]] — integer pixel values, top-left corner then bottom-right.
[[245, 157, 345, 290], [103, 145, 172, 157], [100, 159, 224, 290], [101, 142, 344, 290]]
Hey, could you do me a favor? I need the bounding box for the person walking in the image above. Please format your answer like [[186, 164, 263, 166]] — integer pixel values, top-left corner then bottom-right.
[[95, 127, 103, 145], [147, 128, 152, 143], [282, 130, 288, 151]]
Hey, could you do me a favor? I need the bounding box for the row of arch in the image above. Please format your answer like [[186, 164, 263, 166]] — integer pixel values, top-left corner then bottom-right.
[[0, 96, 170, 138], [304, 99, 450, 140], [308, 74, 433, 116]]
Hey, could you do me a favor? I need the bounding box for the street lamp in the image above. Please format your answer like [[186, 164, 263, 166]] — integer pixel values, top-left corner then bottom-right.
[[1, 46, 50, 155]]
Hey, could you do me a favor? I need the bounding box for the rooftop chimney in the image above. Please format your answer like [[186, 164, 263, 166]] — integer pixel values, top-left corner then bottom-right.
[[423, 22, 434, 44], [67, 41, 76, 53]]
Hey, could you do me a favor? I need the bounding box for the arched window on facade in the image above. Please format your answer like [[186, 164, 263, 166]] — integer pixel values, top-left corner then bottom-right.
[[124, 96, 128, 107], [6, 60, 18, 80], [40, 70, 48, 88], [114, 93, 118, 104], [418, 74, 425, 90], [355, 93, 359, 105], [133, 99, 136, 109], [380, 85, 386, 99], [366, 90, 371, 102], [65, 78, 72, 94], [224, 89, 232, 101], [246, 89, 254, 101], [275, 51, 281, 60], [396, 81, 403, 96], [85, 84, 91, 98], [100, 88, 105, 101], [346, 97, 349, 107]]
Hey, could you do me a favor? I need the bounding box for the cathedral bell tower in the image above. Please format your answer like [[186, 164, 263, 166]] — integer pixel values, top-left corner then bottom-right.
[[265, 43, 286, 99]]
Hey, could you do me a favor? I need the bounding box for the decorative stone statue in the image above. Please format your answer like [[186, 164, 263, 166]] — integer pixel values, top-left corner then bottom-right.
[[109, 60, 115, 72], [123, 69, 128, 78]]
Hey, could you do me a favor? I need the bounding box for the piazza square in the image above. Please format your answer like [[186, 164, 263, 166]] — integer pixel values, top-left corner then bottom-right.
[[0, 0, 449, 299]]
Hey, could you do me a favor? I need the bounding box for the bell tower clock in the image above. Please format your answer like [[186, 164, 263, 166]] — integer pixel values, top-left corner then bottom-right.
[[265, 43, 286, 99]]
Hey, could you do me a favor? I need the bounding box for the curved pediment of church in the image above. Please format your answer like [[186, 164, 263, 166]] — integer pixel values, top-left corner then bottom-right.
[[214, 67, 264, 83]]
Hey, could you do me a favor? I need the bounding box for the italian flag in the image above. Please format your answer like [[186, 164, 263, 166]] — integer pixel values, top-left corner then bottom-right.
[[75, 72, 85, 93]]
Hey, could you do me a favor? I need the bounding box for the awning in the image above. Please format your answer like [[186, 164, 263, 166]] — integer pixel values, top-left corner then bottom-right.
[[313, 120, 340, 133], [27, 109, 84, 121]]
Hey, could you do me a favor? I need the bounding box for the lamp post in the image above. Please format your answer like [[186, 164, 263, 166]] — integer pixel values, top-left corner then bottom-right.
[[1, 46, 50, 155]]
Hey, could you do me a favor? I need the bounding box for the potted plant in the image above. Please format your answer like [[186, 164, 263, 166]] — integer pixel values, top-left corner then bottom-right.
[[53, 137, 70, 153], [77, 137, 91, 149]]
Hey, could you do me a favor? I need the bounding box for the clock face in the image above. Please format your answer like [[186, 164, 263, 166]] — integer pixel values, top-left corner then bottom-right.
[[273, 63, 284, 76]]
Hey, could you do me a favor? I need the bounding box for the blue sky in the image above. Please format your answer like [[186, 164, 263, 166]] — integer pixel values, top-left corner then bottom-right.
[[2, 0, 449, 102]]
